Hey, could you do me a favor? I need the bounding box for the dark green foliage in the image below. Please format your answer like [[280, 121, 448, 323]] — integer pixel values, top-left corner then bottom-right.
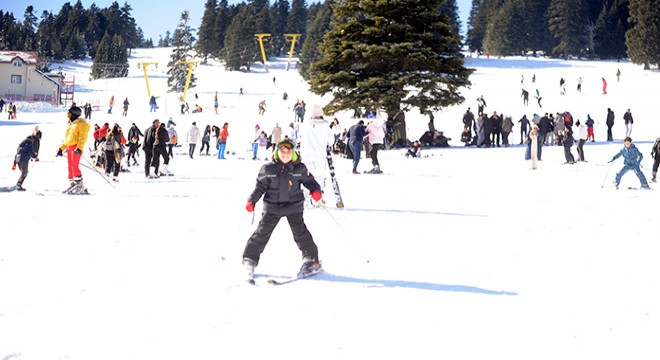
[[547, 0, 589, 59], [90, 33, 129, 79], [626, 0, 660, 68], [308, 0, 473, 116], [299, 0, 332, 79]]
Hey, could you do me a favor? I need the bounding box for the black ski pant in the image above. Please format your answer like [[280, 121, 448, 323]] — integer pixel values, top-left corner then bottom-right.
[[189, 143, 196, 158], [105, 150, 120, 176], [577, 139, 586, 161], [143, 149, 153, 177], [564, 144, 575, 163], [243, 212, 318, 264], [370, 143, 382, 167], [607, 125, 613, 141], [200, 141, 210, 154], [652, 157, 660, 173], [152, 145, 168, 174], [17, 160, 29, 186]]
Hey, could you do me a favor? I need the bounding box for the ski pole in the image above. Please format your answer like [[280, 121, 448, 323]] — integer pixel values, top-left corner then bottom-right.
[[321, 204, 370, 264], [601, 161, 614, 188], [80, 155, 115, 188]]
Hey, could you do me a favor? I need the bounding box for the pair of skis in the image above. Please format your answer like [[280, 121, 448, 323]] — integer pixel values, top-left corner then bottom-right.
[[326, 146, 344, 208], [247, 269, 323, 286]]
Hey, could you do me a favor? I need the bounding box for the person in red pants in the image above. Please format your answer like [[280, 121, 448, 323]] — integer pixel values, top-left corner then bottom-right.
[[56, 106, 90, 194]]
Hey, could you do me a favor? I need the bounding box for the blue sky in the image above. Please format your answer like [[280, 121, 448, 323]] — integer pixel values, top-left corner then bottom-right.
[[5, 0, 471, 42]]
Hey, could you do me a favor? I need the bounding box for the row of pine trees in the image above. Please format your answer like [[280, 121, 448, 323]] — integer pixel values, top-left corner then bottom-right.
[[466, 0, 660, 68]]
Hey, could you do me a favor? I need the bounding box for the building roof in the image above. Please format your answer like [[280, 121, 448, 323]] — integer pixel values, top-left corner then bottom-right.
[[0, 51, 38, 66]]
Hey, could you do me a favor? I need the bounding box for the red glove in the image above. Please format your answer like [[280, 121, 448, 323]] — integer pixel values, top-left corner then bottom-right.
[[34, 158, 39, 162], [245, 201, 254, 212], [12, 163, 16, 171], [311, 190, 322, 202]]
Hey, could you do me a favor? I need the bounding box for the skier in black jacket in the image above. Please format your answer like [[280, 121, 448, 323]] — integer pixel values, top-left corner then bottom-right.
[[13, 134, 40, 191], [651, 137, 660, 182], [242, 138, 323, 281]]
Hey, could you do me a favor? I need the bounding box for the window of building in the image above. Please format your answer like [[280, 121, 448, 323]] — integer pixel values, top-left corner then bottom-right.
[[11, 75, 22, 84], [12, 59, 23, 67]]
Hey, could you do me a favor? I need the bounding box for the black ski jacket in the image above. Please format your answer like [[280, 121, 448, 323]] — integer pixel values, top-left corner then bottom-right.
[[248, 153, 320, 216]]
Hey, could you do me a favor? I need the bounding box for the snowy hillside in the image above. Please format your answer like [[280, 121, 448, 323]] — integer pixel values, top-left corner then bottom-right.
[[1, 48, 659, 360]]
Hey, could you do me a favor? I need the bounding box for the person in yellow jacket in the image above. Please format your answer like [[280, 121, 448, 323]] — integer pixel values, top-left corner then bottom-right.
[[56, 106, 90, 194]]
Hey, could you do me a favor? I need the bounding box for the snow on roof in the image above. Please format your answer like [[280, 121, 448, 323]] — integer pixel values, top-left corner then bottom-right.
[[0, 51, 38, 65]]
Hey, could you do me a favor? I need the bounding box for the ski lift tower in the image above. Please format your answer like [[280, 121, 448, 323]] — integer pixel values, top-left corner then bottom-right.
[[178, 60, 199, 101], [255, 34, 271, 72], [137, 62, 159, 97], [284, 34, 301, 71]]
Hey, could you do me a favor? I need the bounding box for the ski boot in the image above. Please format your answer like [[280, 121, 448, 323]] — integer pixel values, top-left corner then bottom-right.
[[297, 257, 322, 278], [243, 258, 257, 284]]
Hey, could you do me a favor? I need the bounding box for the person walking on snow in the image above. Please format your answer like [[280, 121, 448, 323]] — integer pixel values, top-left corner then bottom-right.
[[651, 137, 660, 182], [241, 138, 324, 282], [122, 98, 129, 116], [56, 106, 90, 194], [575, 120, 588, 162], [609, 137, 650, 189], [366, 117, 386, 173], [217, 122, 229, 159], [187, 121, 200, 159], [521, 89, 529, 106], [585, 115, 595, 142], [602, 77, 608, 94], [477, 95, 487, 116], [623, 108, 634, 138], [606, 108, 615, 141], [13, 133, 40, 191]]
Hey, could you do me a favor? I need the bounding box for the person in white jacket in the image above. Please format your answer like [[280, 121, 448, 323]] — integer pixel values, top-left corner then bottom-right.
[[186, 122, 200, 159], [575, 120, 588, 162], [299, 105, 335, 197]]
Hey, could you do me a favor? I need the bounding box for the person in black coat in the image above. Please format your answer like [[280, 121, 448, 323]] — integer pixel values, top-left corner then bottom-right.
[[562, 126, 576, 164], [143, 119, 159, 178], [489, 111, 502, 147], [13, 134, 40, 191], [242, 138, 323, 279], [348, 120, 368, 173], [606, 108, 615, 141], [151, 123, 170, 176]]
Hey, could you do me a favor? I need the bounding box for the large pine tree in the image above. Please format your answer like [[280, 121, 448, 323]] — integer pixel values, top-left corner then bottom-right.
[[308, 0, 472, 116], [625, 0, 660, 68], [198, 0, 219, 62], [548, 0, 589, 59], [167, 11, 197, 92], [299, 0, 332, 79]]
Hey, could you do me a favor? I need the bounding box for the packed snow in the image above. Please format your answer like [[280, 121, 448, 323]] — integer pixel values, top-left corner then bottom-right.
[[1, 48, 659, 360]]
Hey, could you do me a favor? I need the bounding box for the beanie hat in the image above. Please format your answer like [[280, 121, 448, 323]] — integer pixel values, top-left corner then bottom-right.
[[68, 106, 82, 120]]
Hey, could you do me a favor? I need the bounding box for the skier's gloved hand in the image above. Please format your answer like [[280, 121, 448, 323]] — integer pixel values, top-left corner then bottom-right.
[[12, 163, 16, 171], [311, 190, 322, 202], [56, 148, 63, 157], [245, 201, 254, 213], [74, 148, 82, 155]]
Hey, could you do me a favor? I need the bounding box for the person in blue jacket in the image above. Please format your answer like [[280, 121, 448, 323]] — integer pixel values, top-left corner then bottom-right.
[[609, 137, 650, 189]]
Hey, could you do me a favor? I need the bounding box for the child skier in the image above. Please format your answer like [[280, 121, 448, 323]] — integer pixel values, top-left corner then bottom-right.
[[609, 137, 650, 189], [242, 138, 323, 283]]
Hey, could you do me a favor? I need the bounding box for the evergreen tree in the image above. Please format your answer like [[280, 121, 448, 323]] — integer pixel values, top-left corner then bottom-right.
[[36, 11, 55, 59], [299, 0, 332, 79], [626, 0, 660, 69], [198, 0, 219, 62], [214, 0, 231, 52], [308, 0, 473, 116], [595, 0, 628, 59], [222, 4, 260, 71], [167, 11, 197, 93], [548, 0, 589, 59], [22, 6, 38, 50], [91, 33, 112, 79], [483, 0, 526, 56], [286, 0, 307, 35], [466, 0, 504, 53]]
